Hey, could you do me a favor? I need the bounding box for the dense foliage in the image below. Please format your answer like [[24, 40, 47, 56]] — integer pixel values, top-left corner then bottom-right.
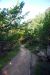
[[0, 2, 24, 56], [22, 9, 50, 59]]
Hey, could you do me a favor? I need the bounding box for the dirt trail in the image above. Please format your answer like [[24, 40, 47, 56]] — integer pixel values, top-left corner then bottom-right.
[[2, 45, 38, 75]]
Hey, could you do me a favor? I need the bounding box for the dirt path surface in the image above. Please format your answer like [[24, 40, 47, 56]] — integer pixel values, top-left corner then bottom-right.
[[1, 45, 38, 75]]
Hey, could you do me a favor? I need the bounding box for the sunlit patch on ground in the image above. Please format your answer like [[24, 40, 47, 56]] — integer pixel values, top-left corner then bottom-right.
[[9, 62, 12, 65]]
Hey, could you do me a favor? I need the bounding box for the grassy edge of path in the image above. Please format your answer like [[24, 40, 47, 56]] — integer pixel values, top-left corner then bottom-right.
[[0, 43, 20, 70]]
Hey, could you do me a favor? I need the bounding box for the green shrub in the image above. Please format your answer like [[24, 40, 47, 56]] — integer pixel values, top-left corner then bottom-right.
[[35, 61, 50, 75]]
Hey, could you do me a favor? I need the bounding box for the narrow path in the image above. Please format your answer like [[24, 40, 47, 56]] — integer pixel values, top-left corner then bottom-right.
[[2, 45, 38, 75]]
